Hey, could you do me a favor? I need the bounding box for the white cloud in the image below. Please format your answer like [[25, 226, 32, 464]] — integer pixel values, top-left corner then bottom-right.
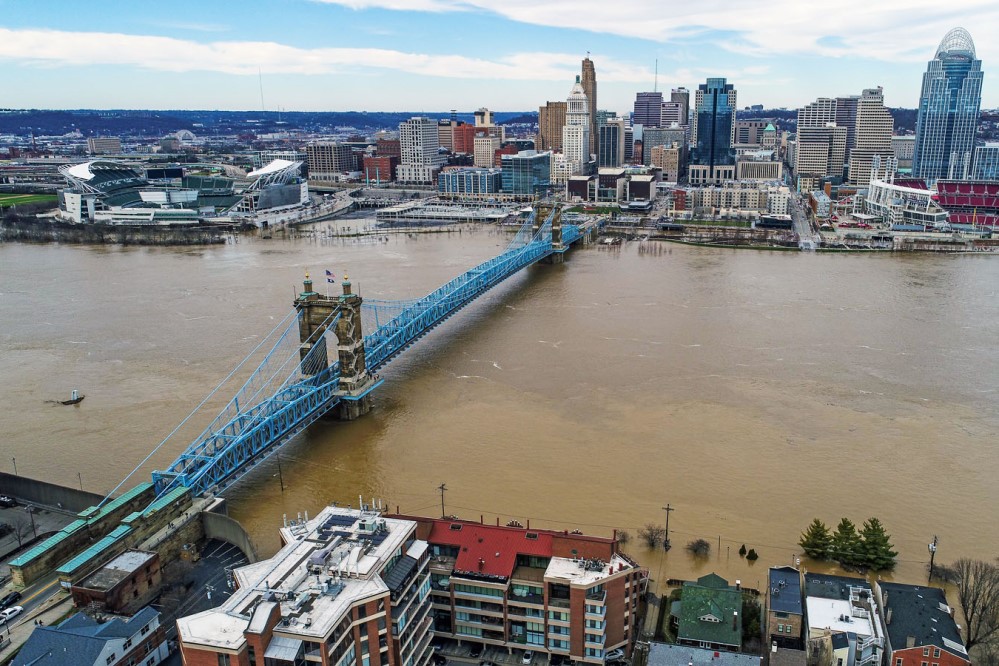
[[0, 28, 655, 83], [314, 0, 999, 63]]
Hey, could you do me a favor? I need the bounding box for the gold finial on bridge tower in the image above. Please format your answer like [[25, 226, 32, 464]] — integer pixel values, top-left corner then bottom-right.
[[342, 273, 352, 297], [301, 270, 315, 298]]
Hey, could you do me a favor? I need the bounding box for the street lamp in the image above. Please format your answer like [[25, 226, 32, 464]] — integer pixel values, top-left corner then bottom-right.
[[25, 504, 37, 538]]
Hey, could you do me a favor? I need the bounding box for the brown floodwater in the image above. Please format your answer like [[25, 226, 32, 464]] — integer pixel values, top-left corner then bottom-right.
[[1, 225, 997, 590]]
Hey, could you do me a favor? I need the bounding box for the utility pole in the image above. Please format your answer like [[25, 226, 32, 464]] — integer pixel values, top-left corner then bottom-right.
[[11, 457, 16, 476], [78, 472, 83, 491], [438, 482, 448, 519], [662, 503, 674, 551], [276, 453, 285, 492], [928, 535, 938, 582]]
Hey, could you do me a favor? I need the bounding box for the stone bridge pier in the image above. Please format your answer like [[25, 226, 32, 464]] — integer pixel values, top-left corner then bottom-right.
[[294, 274, 378, 420]]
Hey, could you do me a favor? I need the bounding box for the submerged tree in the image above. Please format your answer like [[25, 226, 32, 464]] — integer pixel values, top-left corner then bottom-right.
[[686, 539, 711, 557], [831, 518, 863, 568], [638, 523, 666, 549], [799, 519, 833, 560], [858, 518, 898, 570]]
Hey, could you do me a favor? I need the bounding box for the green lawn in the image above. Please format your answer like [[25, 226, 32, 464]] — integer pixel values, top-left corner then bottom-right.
[[0, 193, 58, 207], [566, 205, 620, 215]]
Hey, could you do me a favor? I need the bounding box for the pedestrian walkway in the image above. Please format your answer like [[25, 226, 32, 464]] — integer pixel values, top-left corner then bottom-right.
[[0, 588, 73, 659]]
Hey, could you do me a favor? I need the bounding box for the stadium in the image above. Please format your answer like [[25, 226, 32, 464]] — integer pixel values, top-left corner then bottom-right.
[[57, 159, 308, 226]]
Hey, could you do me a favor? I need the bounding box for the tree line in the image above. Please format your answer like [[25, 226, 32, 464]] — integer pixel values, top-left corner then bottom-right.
[[798, 517, 897, 570]]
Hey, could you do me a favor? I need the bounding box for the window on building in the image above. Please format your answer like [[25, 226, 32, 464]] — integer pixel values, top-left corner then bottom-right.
[[895, 659, 902, 666], [218, 655, 231, 666], [934, 649, 941, 659], [124, 639, 133, 649], [249, 645, 256, 665], [107, 655, 116, 665], [924, 648, 930, 657], [140, 624, 149, 635]]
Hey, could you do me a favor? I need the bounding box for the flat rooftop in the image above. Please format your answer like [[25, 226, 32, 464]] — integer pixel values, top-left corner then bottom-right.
[[806, 597, 878, 638], [77, 550, 157, 592], [545, 553, 633, 587], [178, 507, 421, 651]]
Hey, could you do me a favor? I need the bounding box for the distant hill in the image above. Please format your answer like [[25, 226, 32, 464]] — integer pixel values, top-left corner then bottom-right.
[[0, 109, 535, 137]]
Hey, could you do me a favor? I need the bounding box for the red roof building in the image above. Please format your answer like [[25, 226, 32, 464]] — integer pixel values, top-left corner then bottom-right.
[[395, 515, 647, 665]]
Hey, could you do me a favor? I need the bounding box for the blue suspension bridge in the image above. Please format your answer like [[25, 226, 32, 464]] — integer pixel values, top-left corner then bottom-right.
[[145, 205, 590, 499]]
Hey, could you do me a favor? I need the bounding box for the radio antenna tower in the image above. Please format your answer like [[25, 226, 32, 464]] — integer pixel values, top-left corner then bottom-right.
[[654, 58, 658, 92], [258, 67, 266, 113]]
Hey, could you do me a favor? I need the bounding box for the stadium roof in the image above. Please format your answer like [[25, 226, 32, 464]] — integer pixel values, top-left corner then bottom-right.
[[247, 159, 300, 179]]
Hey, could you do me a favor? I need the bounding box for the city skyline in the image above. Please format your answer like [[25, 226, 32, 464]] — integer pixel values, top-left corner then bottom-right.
[[1, 1, 997, 112]]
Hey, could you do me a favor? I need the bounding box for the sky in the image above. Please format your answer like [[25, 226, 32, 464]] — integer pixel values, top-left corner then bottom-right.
[[0, 0, 997, 113]]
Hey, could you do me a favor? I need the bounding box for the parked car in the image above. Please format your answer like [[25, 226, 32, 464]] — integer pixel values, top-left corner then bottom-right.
[[433, 655, 447, 666], [0, 606, 23, 623], [523, 651, 535, 665], [0, 591, 21, 611], [0, 495, 16, 508], [469, 645, 483, 659], [604, 649, 625, 662]]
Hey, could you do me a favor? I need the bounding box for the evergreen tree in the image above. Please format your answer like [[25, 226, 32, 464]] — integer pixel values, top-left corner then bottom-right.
[[739, 544, 747, 557], [859, 518, 898, 570], [831, 518, 863, 567], [798, 519, 832, 560]]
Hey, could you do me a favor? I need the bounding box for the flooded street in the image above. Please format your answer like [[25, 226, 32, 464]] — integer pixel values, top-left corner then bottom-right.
[[2, 225, 997, 586]]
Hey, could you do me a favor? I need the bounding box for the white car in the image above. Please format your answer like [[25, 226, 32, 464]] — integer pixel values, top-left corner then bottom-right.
[[522, 651, 534, 665], [604, 649, 625, 662], [0, 605, 23, 623]]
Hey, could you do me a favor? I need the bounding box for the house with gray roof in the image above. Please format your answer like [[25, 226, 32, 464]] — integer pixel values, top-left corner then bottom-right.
[[767, 566, 804, 650], [875, 582, 970, 666], [671, 573, 743, 652], [12, 605, 168, 666]]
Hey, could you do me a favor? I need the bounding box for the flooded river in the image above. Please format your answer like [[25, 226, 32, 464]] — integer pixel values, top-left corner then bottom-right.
[[1, 224, 997, 588]]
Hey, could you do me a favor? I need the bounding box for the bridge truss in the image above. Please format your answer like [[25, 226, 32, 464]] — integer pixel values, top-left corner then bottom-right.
[[151, 208, 584, 497]]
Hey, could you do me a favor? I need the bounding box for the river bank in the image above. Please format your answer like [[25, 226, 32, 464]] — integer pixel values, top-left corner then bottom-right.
[[0, 216, 230, 245]]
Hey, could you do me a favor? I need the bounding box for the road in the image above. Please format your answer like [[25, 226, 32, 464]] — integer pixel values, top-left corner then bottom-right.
[[789, 195, 819, 248]]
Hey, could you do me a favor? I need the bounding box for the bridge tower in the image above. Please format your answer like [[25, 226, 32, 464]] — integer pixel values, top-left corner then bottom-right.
[[294, 273, 377, 420], [540, 203, 565, 264]]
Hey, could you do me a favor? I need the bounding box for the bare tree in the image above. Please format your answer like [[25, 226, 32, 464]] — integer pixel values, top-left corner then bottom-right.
[[9, 513, 32, 548], [638, 523, 666, 549], [952, 558, 999, 651], [686, 539, 711, 557]]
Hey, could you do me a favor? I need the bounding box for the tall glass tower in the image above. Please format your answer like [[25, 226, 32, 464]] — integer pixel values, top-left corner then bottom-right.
[[912, 28, 983, 183], [692, 78, 736, 171]]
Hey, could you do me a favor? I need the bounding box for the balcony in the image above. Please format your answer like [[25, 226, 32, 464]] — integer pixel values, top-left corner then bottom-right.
[[509, 593, 545, 607], [549, 598, 570, 610], [585, 590, 606, 604]]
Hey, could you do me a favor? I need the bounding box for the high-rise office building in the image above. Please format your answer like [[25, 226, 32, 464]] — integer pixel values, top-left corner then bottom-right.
[[307, 142, 356, 181], [538, 101, 567, 152], [633, 92, 664, 128], [563, 76, 591, 172], [690, 78, 737, 184], [794, 98, 845, 192], [835, 95, 859, 156], [397, 116, 446, 183], [848, 87, 894, 185], [912, 27, 984, 182], [660, 102, 683, 128], [501, 150, 552, 195], [598, 119, 626, 167], [972, 143, 999, 180], [581, 57, 598, 157], [671, 87, 690, 125], [473, 133, 501, 168]]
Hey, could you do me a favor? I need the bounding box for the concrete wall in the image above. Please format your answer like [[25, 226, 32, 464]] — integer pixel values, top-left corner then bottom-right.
[[0, 472, 103, 512], [202, 511, 259, 564]]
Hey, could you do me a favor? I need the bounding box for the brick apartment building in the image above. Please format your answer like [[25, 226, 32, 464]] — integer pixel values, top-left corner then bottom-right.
[[395, 515, 647, 664]]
